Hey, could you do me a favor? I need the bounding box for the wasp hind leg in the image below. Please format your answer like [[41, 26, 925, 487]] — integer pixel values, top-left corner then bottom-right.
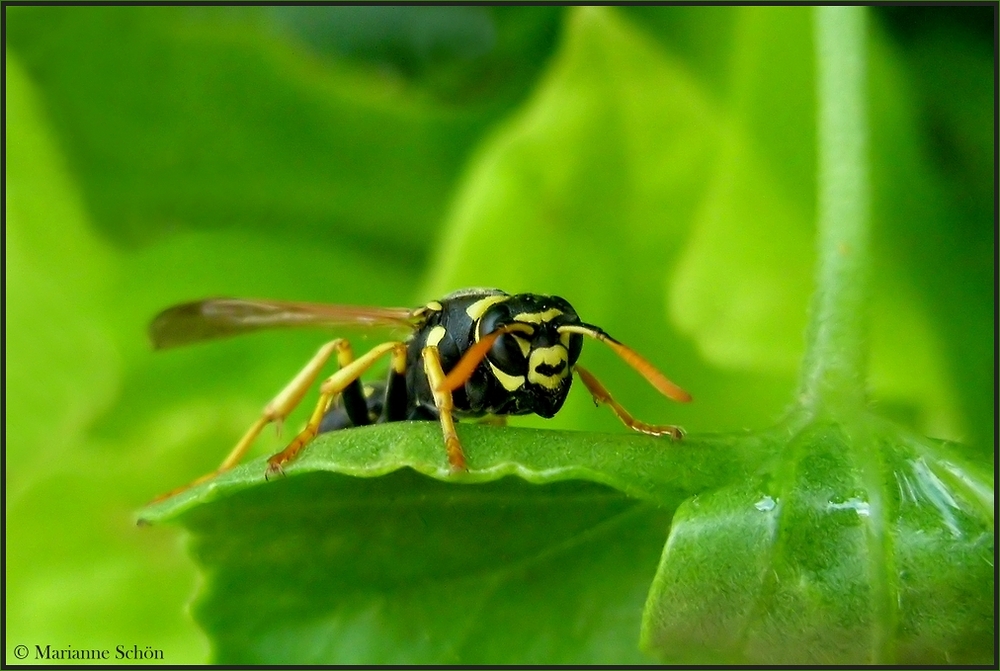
[[266, 340, 407, 477], [151, 338, 355, 502], [574, 364, 683, 439]]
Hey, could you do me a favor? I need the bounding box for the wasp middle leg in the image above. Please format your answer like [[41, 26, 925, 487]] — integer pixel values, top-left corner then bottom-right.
[[266, 340, 407, 476]]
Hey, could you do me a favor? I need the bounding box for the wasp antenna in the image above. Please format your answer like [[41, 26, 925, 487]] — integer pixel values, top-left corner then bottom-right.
[[438, 324, 532, 393], [558, 324, 692, 403]]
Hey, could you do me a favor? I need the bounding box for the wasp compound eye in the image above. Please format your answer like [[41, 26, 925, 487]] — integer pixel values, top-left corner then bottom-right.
[[477, 303, 512, 338], [489, 332, 530, 375], [565, 331, 584, 365]]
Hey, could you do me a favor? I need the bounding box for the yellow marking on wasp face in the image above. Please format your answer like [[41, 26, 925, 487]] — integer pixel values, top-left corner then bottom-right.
[[488, 361, 525, 391], [511, 334, 531, 358], [466, 295, 509, 321], [425, 325, 447, 348], [425, 301, 443, 311], [559, 330, 572, 348], [513, 308, 564, 324], [528, 345, 569, 389]]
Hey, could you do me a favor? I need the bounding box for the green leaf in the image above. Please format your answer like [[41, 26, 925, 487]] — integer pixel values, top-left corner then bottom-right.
[[141, 423, 772, 522], [182, 473, 670, 665], [5, 51, 210, 663], [640, 416, 994, 664], [423, 6, 795, 439], [139, 423, 770, 664], [5, 6, 554, 252], [638, 8, 993, 663]]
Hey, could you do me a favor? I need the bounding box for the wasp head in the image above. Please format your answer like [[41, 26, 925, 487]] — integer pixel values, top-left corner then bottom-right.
[[477, 294, 585, 417]]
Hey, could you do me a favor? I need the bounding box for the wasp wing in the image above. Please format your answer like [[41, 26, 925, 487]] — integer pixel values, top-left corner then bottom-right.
[[149, 298, 418, 349]]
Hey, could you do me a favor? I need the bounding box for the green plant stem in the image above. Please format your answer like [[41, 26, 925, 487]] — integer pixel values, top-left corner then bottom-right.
[[799, 6, 871, 418]]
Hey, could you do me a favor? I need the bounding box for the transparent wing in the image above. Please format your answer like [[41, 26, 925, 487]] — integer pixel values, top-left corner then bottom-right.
[[149, 298, 418, 349]]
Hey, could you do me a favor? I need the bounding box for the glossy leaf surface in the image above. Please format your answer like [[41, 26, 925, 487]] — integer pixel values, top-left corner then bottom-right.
[[140, 423, 768, 664], [641, 417, 993, 664]]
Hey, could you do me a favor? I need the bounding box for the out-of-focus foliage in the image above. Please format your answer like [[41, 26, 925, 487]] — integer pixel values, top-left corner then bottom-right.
[[5, 5, 992, 665]]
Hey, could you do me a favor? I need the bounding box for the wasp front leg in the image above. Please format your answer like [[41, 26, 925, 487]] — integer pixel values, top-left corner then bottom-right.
[[266, 340, 407, 477], [422, 346, 468, 471], [574, 364, 683, 439]]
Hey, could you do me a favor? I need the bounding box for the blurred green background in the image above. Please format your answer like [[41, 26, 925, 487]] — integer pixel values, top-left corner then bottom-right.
[[5, 6, 992, 664]]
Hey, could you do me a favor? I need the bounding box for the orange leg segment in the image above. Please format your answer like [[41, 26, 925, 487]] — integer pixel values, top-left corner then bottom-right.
[[265, 341, 407, 477], [575, 364, 684, 439], [151, 338, 351, 502]]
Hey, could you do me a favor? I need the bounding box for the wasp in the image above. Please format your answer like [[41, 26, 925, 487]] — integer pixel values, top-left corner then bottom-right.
[[150, 288, 691, 498]]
